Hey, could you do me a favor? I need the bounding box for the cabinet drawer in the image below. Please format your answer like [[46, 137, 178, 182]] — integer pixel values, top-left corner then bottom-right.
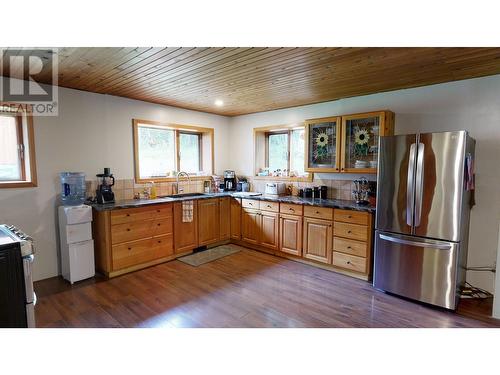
[[151, 217, 173, 236], [152, 204, 173, 219], [242, 199, 259, 209], [112, 238, 156, 270], [111, 220, 152, 244], [111, 207, 154, 225], [151, 234, 174, 258], [334, 209, 369, 225], [280, 203, 303, 216], [303, 206, 333, 220], [332, 252, 367, 274], [334, 222, 368, 241], [333, 237, 368, 257], [260, 201, 279, 212]]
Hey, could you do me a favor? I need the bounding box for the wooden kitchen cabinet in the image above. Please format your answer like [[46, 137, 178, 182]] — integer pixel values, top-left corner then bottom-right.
[[305, 116, 342, 172], [198, 198, 220, 246], [340, 110, 394, 173], [332, 209, 373, 278], [230, 197, 242, 240], [173, 201, 198, 253], [241, 208, 260, 245], [219, 197, 230, 241], [305, 110, 394, 174], [279, 213, 302, 256], [93, 203, 174, 278], [302, 217, 333, 264], [260, 211, 279, 251]]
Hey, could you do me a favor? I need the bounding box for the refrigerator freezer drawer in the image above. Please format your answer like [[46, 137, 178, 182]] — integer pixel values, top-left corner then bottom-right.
[[373, 231, 460, 309]]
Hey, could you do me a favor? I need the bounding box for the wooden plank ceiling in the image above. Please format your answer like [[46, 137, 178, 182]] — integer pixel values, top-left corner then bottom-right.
[[2, 47, 500, 116]]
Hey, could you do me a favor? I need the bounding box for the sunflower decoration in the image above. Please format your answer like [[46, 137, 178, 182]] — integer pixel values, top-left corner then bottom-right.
[[316, 132, 329, 147], [313, 131, 329, 161], [353, 128, 370, 156], [354, 129, 370, 145]]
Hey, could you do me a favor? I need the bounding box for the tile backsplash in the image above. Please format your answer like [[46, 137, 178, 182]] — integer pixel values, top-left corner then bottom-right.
[[86, 179, 206, 200], [244, 176, 360, 200], [86, 175, 373, 201]]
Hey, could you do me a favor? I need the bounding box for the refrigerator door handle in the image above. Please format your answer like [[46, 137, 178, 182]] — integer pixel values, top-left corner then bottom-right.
[[406, 143, 417, 227], [379, 233, 452, 250], [414, 142, 425, 227]]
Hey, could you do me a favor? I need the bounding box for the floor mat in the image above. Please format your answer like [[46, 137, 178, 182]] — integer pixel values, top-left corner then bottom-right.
[[177, 244, 241, 266]]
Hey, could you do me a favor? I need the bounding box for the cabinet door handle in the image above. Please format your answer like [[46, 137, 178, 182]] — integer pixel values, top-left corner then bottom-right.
[[157, 223, 161, 226], [157, 209, 161, 213], [126, 214, 130, 217], [289, 208, 294, 211], [315, 211, 320, 214], [346, 261, 351, 265], [347, 215, 352, 219], [157, 240, 162, 243], [347, 230, 352, 234], [128, 247, 132, 250], [126, 228, 131, 231], [347, 246, 352, 249], [266, 205, 271, 208]]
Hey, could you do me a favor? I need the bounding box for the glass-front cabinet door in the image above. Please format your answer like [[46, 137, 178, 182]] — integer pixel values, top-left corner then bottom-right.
[[340, 111, 394, 173], [305, 116, 341, 172]]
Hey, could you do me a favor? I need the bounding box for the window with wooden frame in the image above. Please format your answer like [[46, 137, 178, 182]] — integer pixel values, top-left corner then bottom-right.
[[254, 124, 311, 182], [0, 106, 37, 188], [132, 119, 214, 183]]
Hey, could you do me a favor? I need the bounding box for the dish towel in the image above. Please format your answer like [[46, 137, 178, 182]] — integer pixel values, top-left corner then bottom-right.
[[182, 200, 194, 223]]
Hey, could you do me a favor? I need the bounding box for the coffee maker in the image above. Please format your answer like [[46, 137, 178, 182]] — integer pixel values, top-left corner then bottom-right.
[[224, 170, 236, 191], [96, 167, 115, 204]]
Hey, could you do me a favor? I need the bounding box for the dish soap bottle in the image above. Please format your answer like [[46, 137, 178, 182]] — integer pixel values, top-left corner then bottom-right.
[[150, 181, 157, 199]]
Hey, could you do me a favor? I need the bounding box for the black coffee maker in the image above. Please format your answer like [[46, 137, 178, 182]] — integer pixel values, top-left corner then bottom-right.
[[96, 167, 115, 204], [224, 170, 236, 191]]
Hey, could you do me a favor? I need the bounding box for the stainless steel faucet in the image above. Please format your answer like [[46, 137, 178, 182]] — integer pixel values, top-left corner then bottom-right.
[[175, 171, 190, 194]]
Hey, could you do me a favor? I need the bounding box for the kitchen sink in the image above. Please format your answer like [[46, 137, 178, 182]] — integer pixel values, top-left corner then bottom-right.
[[159, 193, 210, 198]]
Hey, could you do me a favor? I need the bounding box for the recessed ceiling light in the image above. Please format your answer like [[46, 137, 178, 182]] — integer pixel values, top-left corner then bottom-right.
[[215, 99, 224, 107]]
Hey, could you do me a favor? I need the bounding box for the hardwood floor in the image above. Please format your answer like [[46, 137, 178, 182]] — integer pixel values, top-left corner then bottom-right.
[[34, 246, 500, 328]]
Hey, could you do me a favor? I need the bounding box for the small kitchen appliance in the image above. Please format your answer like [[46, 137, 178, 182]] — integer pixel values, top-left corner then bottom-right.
[[96, 167, 115, 204], [265, 182, 286, 196], [224, 170, 236, 191]]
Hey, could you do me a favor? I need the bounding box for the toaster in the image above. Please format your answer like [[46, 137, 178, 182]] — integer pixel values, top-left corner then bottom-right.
[[265, 182, 286, 196]]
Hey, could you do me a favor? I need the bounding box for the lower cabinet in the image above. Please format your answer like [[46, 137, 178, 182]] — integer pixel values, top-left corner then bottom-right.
[[241, 208, 260, 245], [302, 217, 333, 264], [241, 208, 279, 251], [219, 197, 231, 240], [230, 198, 242, 240], [198, 198, 220, 246], [279, 214, 302, 256], [173, 201, 198, 253], [260, 211, 279, 251], [93, 203, 175, 277]]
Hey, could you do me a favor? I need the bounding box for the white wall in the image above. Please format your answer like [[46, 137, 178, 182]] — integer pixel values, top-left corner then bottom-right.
[[0, 85, 230, 281], [229, 74, 500, 292]]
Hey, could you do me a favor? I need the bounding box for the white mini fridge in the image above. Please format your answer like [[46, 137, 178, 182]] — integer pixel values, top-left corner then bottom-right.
[[58, 205, 95, 284]]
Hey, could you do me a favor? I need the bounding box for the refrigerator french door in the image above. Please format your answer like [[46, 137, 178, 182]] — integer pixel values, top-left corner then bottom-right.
[[373, 131, 475, 309]]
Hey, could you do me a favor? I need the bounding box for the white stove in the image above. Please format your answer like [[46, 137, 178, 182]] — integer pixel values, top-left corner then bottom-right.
[[0, 224, 36, 327], [0, 224, 35, 257]]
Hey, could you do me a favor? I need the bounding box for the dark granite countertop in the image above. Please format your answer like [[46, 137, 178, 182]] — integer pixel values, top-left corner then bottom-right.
[[88, 192, 376, 213]]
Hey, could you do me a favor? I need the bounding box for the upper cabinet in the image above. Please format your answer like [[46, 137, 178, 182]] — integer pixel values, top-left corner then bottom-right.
[[304, 116, 342, 172], [305, 110, 394, 174]]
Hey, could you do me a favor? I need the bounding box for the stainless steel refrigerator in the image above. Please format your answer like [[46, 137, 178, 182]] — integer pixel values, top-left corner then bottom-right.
[[373, 131, 475, 309]]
